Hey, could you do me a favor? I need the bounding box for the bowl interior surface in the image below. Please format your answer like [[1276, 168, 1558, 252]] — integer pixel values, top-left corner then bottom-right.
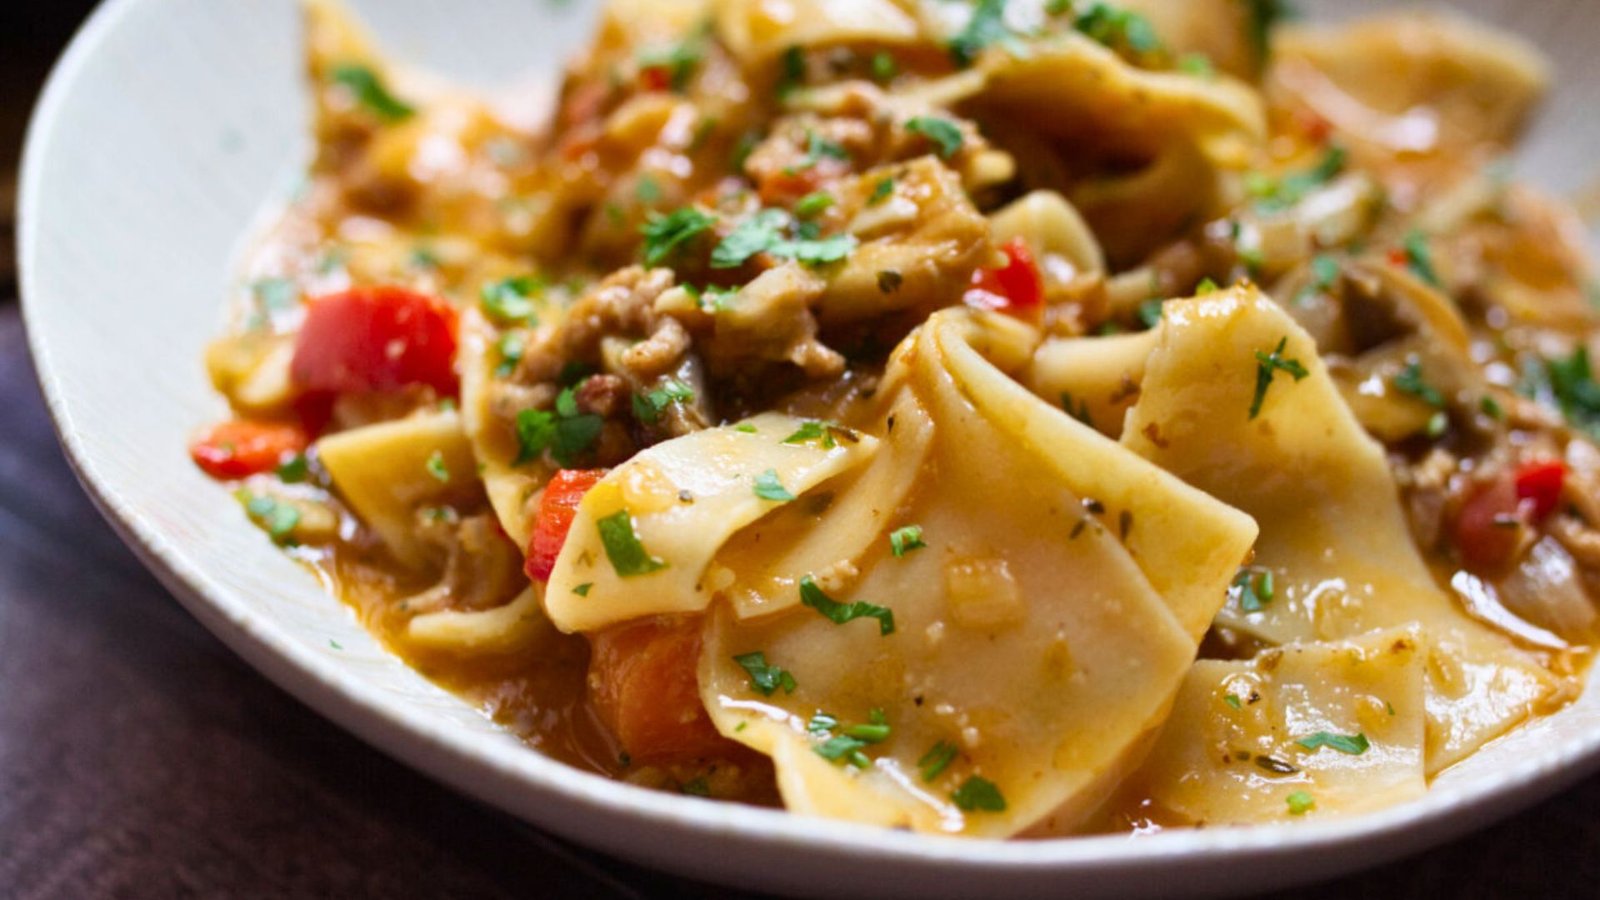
[[19, 1, 1600, 897]]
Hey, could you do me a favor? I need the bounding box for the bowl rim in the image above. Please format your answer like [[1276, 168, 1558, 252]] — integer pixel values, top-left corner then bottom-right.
[[19, 0, 1600, 894]]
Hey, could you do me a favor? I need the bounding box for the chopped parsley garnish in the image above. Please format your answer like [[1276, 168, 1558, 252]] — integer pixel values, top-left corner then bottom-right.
[[1060, 392, 1093, 427], [905, 117, 964, 159], [1247, 145, 1346, 212], [733, 651, 798, 696], [1224, 693, 1243, 710], [799, 575, 895, 635], [711, 207, 857, 269], [868, 177, 895, 205], [795, 191, 835, 218], [1295, 731, 1370, 755], [1178, 53, 1216, 78], [889, 525, 927, 557], [735, 423, 759, 434], [807, 713, 839, 734], [251, 277, 298, 311], [495, 332, 525, 378], [877, 270, 904, 294], [641, 207, 717, 266], [514, 387, 603, 467], [815, 734, 873, 768], [637, 38, 704, 92], [1137, 298, 1165, 330], [1297, 254, 1339, 304], [1244, 0, 1296, 62], [754, 469, 796, 502], [1073, 2, 1163, 56], [573, 583, 594, 597], [871, 51, 899, 82], [795, 130, 851, 171], [783, 420, 842, 448], [1404, 229, 1443, 288], [275, 454, 309, 484], [1231, 567, 1275, 613], [596, 509, 668, 577], [1480, 395, 1506, 421], [240, 492, 300, 545], [951, 776, 1007, 812], [918, 740, 959, 782], [1195, 277, 1221, 296], [776, 46, 806, 99], [425, 450, 449, 483], [1394, 359, 1445, 408], [633, 379, 696, 425], [948, 0, 1011, 67], [480, 276, 542, 325], [1286, 790, 1316, 815], [1250, 337, 1310, 420], [635, 174, 663, 205], [1527, 347, 1600, 438], [712, 209, 788, 269], [330, 63, 415, 123], [844, 708, 891, 743]]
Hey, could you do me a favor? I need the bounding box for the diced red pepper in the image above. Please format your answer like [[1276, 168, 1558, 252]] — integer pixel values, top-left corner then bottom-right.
[[639, 65, 672, 93], [1453, 476, 1522, 574], [964, 237, 1044, 323], [588, 617, 735, 764], [525, 469, 608, 582], [290, 286, 459, 398], [189, 418, 308, 480], [1514, 459, 1567, 522]]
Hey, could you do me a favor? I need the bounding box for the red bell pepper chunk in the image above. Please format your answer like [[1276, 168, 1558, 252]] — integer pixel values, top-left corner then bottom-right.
[[1453, 477, 1522, 574], [1514, 460, 1566, 522], [290, 286, 459, 398], [189, 418, 308, 480], [965, 237, 1044, 322], [525, 469, 608, 582]]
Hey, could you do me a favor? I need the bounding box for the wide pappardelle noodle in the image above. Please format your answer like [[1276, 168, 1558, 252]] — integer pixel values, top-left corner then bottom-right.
[[194, 0, 1600, 837]]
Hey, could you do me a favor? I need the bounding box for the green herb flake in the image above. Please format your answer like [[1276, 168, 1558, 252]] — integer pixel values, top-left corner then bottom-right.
[[1286, 790, 1316, 815], [1393, 359, 1446, 408], [635, 174, 663, 205], [1480, 395, 1506, 421], [783, 420, 840, 448], [754, 469, 797, 502], [275, 454, 310, 484], [241, 493, 301, 545], [871, 51, 899, 83], [513, 389, 603, 468], [868, 177, 895, 206], [712, 208, 788, 269], [633, 379, 696, 425], [330, 63, 416, 123], [425, 450, 450, 483], [814, 734, 872, 769], [481, 276, 542, 325], [251, 277, 298, 311], [1250, 337, 1310, 420], [951, 776, 1007, 813], [596, 509, 668, 577], [776, 46, 806, 99], [948, 0, 1011, 67], [637, 38, 704, 92], [1224, 694, 1243, 710], [1195, 277, 1220, 296], [889, 525, 927, 558], [1249, 145, 1347, 212], [495, 332, 526, 378], [799, 575, 895, 635], [918, 740, 959, 782], [1178, 53, 1216, 79], [735, 423, 759, 434], [1060, 392, 1093, 427], [1295, 731, 1371, 755], [1074, 2, 1164, 56], [573, 583, 594, 597], [641, 207, 718, 266], [733, 651, 798, 696], [1530, 347, 1600, 438], [1404, 229, 1443, 288], [1296, 254, 1339, 304], [1231, 567, 1275, 613], [1138, 298, 1165, 330], [905, 116, 964, 159], [794, 191, 835, 218]]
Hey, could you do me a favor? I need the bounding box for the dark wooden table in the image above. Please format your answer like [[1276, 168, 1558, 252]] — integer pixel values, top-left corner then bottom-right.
[[6, 5, 1600, 899]]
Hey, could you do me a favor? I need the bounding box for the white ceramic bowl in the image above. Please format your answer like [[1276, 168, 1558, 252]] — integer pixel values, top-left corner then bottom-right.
[[19, 1, 1600, 896]]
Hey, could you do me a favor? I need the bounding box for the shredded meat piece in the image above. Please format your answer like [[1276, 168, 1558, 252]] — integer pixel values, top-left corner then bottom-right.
[[666, 263, 844, 380], [406, 514, 524, 613], [574, 373, 629, 417], [1395, 447, 1459, 552]]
